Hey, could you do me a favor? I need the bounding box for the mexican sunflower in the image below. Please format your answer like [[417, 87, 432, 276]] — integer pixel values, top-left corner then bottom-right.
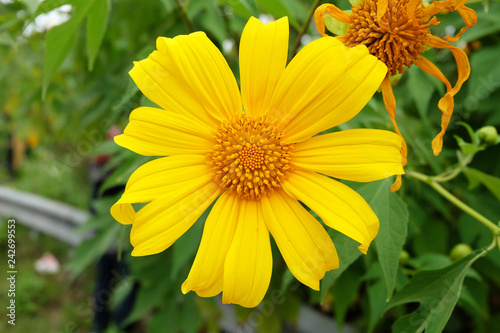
[[111, 16, 404, 307], [315, 0, 477, 191]]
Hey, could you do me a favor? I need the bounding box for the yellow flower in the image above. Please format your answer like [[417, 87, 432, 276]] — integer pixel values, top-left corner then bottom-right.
[[315, 0, 477, 191], [111, 17, 404, 307]]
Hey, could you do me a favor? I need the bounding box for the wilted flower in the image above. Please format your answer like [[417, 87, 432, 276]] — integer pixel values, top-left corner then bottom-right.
[[315, 0, 477, 191]]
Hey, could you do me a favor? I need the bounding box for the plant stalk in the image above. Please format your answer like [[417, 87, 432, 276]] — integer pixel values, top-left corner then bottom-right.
[[291, 0, 322, 57], [407, 171, 500, 236], [174, 0, 195, 33]]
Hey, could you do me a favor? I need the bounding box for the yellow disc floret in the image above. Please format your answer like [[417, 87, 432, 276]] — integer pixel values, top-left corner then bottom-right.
[[208, 115, 294, 200]]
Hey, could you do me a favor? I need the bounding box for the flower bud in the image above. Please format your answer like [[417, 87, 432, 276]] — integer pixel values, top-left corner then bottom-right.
[[449, 243, 473, 261], [477, 126, 498, 145], [399, 250, 410, 265]]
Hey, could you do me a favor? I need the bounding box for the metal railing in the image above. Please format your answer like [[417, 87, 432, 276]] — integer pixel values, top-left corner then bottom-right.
[[0, 185, 91, 246]]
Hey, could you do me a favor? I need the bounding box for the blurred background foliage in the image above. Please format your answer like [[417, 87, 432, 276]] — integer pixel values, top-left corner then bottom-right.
[[1, 0, 500, 332]]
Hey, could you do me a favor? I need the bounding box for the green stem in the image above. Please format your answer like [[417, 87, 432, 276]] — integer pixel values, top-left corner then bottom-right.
[[290, 0, 322, 57], [407, 171, 500, 235], [431, 182, 499, 234], [488, 237, 498, 252], [117, 225, 125, 262], [174, 0, 195, 33], [405, 170, 430, 183], [433, 153, 474, 183]]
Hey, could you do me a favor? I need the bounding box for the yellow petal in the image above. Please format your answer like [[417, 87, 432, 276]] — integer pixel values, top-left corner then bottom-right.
[[424, 0, 477, 42], [129, 31, 241, 130], [130, 180, 221, 256], [194, 275, 223, 297], [240, 17, 288, 116], [418, 35, 471, 156], [268, 37, 387, 143], [282, 170, 379, 254], [294, 129, 404, 182], [114, 107, 214, 156], [182, 191, 239, 297], [261, 190, 339, 290], [110, 202, 135, 226], [314, 3, 352, 37], [223, 199, 272, 308], [380, 76, 407, 192], [110, 155, 212, 225]]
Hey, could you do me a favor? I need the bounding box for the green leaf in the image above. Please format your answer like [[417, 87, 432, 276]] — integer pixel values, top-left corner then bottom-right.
[[149, 300, 179, 333], [90, 140, 121, 158], [226, 0, 260, 18], [390, 312, 422, 333], [75, 196, 120, 233], [459, 279, 489, 324], [407, 66, 435, 118], [368, 278, 387, 333], [179, 293, 202, 333], [159, 0, 176, 14], [255, 0, 301, 30], [125, 251, 174, 325], [407, 253, 452, 271], [324, 13, 349, 35], [279, 269, 295, 296], [463, 167, 500, 201], [412, 221, 450, 255], [109, 276, 135, 310], [332, 267, 362, 330], [112, 78, 140, 113], [75, 214, 113, 234], [456, 121, 478, 145], [43, 0, 98, 98], [356, 179, 409, 300], [395, 267, 410, 290], [66, 219, 121, 277], [463, 169, 482, 191], [34, 0, 73, 17], [386, 249, 486, 333], [320, 229, 363, 301], [98, 153, 151, 195], [241, 0, 260, 15], [86, 0, 110, 71], [466, 45, 500, 108], [278, 0, 307, 24], [199, 1, 228, 43], [360, 262, 387, 332], [458, 214, 492, 249], [43, 19, 78, 98], [126, 277, 172, 325], [453, 135, 485, 155]]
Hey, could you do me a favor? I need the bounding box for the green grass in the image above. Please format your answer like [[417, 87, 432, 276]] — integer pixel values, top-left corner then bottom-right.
[[0, 221, 95, 332]]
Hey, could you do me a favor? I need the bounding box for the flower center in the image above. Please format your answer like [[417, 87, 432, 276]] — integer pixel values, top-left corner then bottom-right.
[[208, 115, 294, 200], [239, 145, 265, 170], [346, 0, 434, 76]]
